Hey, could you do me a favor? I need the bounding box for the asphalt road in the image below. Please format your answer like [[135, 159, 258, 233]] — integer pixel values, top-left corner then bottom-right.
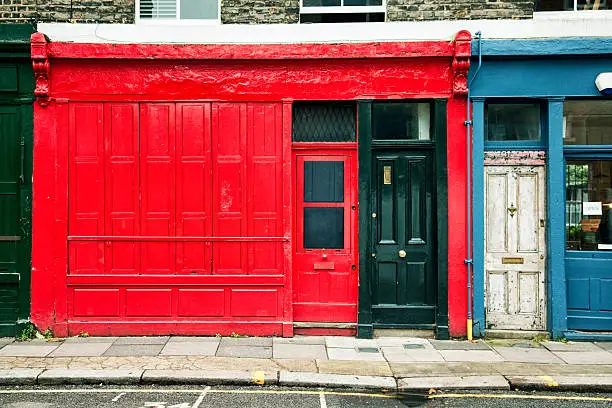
[[0, 386, 610, 408]]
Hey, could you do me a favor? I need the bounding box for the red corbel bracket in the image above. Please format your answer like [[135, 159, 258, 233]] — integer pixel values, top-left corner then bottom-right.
[[452, 30, 472, 97], [31, 32, 50, 107]]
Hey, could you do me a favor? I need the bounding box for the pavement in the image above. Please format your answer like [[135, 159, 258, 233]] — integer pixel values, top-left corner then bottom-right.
[[0, 335, 612, 392]]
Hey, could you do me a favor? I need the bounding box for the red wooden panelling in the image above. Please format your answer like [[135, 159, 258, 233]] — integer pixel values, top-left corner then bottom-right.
[[104, 103, 139, 275], [176, 103, 212, 275], [177, 289, 225, 317], [68, 103, 104, 275], [230, 289, 278, 317], [125, 289, 173, 317], [47, 42, 456, 61], [140, 104, 176, 275], [50, 59, 452, 102], [247, 103, 283, 276], [72, 289, 120, 317], [212, 103, 246, 275]]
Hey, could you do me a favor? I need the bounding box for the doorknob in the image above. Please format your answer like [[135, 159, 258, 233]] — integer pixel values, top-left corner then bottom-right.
[[398, 250, 407, 258]]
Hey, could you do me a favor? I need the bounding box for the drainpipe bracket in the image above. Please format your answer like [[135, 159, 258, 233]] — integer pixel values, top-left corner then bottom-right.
[[464, 259, 473, 265]]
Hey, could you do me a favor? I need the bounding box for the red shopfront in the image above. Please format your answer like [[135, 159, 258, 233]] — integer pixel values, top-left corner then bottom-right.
[[30, 31, 471, 337]]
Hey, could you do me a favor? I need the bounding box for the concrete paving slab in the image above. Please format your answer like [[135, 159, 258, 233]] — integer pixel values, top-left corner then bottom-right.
[[541, 341, 601, 352], [445, 362, 500, 376], [376, 337, 432, 348], [167, 336, 221, 343], [273, 359, 318, 373], [595, 342, 612, 351], [142, 369, 278, 385], [63, 337, 117, 344], [381, 346, 444, 362], [494, 362, 548, 376], [507, 375, 612, 392], [103, 344, 164, 357], [316, 360, 393, 377], [220, 337, 272, 347], [429, 340, 491, 350], [38, 368, 143, 385], [327, 347, 385, 361], [113, 336, 169, 345], [325, 337, 356, 348], [49, 342, 113, 357], [273, 343, 327, 360], [0, 343, 58, 357], [440, 350, 504, 362], [492, 346, 564, 364], [398, 375, 509, 391], [0, 368, 43, 385], [530, 364, 612, 375], [389, 362, 453, 378], [0, 338, 14, 349], [553, 351, 612, 365], [160, 341, 219, 356], [192, 357, 279, 372], [216, 345, 272, 358], [279, 371, 396, 390], [273, 336, 325, 345]]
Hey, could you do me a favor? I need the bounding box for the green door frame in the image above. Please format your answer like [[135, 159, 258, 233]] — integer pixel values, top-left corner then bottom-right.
[[357, 99, 449, 339], [0, 23, 35, 337]]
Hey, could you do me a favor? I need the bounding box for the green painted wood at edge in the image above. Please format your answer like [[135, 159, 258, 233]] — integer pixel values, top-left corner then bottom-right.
[[0, 23, 34, 337], [434, 99, 449, 339], [357, 100, 374, 338]]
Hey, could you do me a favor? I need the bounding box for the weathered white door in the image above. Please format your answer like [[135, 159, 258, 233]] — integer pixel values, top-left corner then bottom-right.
[[484, 165, 546, 330]]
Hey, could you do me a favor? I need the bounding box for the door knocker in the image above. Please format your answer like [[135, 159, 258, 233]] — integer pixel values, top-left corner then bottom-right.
[[508, 205, 517, 217]]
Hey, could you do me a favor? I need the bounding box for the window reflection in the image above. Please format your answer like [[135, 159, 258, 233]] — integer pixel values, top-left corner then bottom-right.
[[564, 101, 612, 145], [566, 160, 612, 251]]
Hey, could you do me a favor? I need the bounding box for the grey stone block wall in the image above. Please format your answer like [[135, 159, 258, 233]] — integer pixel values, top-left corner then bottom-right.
[[387, 0, 535, 21], [1, 0, 533, 25], [221, 0, 299, 24], [0, 0, 135, 24]]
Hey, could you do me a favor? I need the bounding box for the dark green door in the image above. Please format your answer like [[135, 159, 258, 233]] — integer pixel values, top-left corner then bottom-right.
[[371, 150, 435, 326], [0, 105, 25, 335], [0, 24, 35, 336]]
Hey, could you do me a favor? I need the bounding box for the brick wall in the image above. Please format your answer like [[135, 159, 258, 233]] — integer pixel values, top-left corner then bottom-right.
[[0, 0, 135, 24], [221, 0, 299, 24], [387, 0, 534, 21]]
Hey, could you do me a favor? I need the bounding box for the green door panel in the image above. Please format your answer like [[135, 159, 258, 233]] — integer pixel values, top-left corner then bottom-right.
[[371, 150, 435, 325]]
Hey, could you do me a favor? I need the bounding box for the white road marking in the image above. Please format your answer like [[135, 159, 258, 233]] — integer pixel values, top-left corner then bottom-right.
[[111, 392, 126, 402], [192, 387, 211, 408], [319, 392, 327, 408]]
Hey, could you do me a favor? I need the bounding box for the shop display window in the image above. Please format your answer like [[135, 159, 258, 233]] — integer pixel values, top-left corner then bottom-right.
[[564, 100, 612, 145], [566, 160, 612, 251]]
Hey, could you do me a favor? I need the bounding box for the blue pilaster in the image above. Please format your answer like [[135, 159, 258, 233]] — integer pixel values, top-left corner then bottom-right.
[[472, 97, 486, 338], [547, 97, 568, 339]]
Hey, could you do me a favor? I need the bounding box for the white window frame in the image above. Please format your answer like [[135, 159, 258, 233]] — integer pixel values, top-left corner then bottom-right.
[[136, 0, 221, 24], [299, 0, 386, 15]]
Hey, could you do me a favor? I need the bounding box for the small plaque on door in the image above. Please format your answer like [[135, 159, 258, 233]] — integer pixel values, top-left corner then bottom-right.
[[383, 166, 392, 184], [314, 262, 335, 270], [502, 257, 524, 264]]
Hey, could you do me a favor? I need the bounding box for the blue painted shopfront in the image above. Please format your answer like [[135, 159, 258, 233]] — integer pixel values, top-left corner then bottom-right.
[[469, 37, 612, 340]]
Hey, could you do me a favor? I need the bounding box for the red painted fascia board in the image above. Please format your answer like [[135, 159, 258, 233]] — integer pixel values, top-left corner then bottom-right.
[[45, 41, 457, 60]]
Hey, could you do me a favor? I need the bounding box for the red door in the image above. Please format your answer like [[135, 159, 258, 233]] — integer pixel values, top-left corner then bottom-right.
[[293, 152, 358, 322]]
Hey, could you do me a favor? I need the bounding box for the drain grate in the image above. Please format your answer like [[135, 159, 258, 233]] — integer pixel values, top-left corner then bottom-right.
[[356, 347, 380, 353], [403, 344, 426, 349]]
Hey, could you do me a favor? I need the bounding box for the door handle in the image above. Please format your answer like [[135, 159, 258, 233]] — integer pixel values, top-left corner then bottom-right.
[[398, 250, 406, 258]]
